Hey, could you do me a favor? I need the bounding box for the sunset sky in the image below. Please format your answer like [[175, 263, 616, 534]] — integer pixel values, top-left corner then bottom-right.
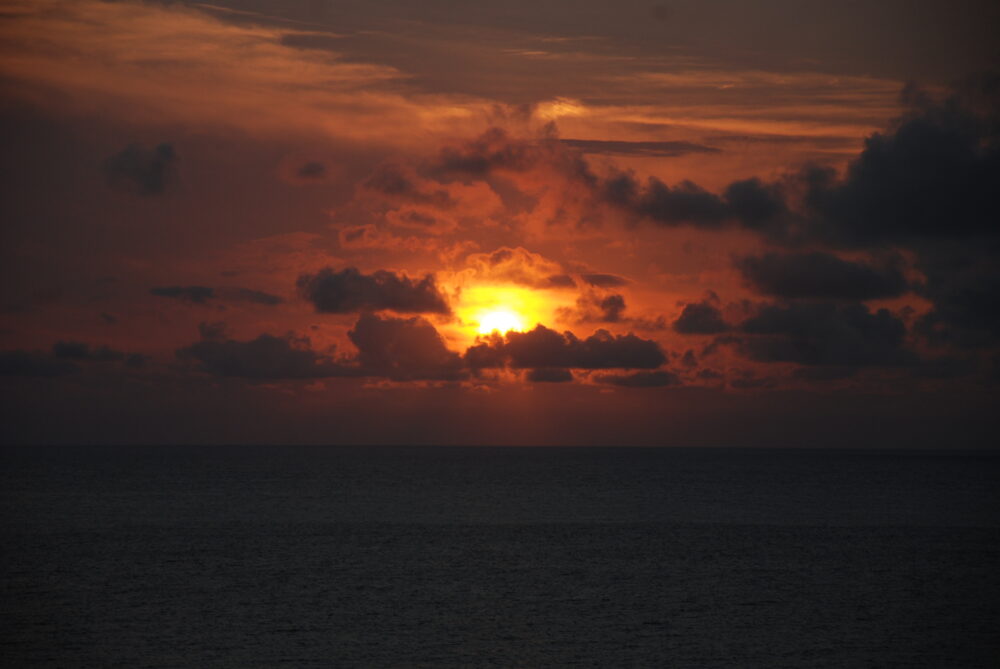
[[1, 0, 998, 446]]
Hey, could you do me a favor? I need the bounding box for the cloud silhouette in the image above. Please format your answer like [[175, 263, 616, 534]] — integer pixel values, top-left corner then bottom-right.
[[297, 267, 451, 315], [465, 325, 665, 370], [177, 332, 347, 380], [104, 143, 176, 195], [151, 286, 215, 304], [673, 298, 729, 334], [733, 302, 913, 367], [735, 252, 908, 300], [348, 313, 465, 381]]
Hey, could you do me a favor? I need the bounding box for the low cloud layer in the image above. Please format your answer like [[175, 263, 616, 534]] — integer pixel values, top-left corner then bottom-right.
[[465, 325, 666, 370], [177, 332, 347, 380]]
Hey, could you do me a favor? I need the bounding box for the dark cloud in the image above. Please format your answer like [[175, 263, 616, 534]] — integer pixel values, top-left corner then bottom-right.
[[580, 273, 628, 287], [567, 293, 626, 323], [526, 367, 573, 383], [601, 170, 792, 234], [364, 163, 455, 208], [465, 325, 666, 370], [153, 286, 283, 307], [179, 315, 466, 382], [296, 161, 327, 179], [545, 274, 576, 288], [728, 370, 777, 390], [913, 247, 1000, 348], [735, 302, 913, 367], [0, 350, 76, 377], [596, 294, 626, 322], [222, 287, 285, 306], [560, 139, 719, 157], [297, 267, 451, 315], [735, 252, 908, 300], [279, 33, 343, 51], [673, 297, 728, 334], [104, 143, 176, 195], [198, 321, 228, 341], [594, 370, 680, 387], [347, 313, 465, 381], [434, 128, 546, 178], [722, 178, 789, 235], [634, 178, 730, 227], [177, 332, 346, 380], [428, 128, 790, 235], [795, 76, 1000, 348], [151, 286, 215, 304], [792, 366, 859, 382], [804, 77, 1000, 246], [52, 341, 126, 362], [124, 353, 150, 369]]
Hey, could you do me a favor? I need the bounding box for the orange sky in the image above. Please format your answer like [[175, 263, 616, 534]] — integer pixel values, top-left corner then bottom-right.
[[1, 0, 998, 445]]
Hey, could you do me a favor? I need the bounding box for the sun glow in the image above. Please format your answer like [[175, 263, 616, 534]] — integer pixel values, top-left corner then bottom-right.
[[456, 284, 551, 339], [477, 308, 525, 335]]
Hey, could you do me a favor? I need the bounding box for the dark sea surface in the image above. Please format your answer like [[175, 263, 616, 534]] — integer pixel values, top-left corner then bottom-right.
[[2, 446, 999, 668]]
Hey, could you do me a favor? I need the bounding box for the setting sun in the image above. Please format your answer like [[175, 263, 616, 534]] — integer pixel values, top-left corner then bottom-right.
[[454, 284, 554, 340], [477, 308, 525, 335]]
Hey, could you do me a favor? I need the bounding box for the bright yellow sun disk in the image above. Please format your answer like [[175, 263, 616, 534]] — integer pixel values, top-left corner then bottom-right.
[[477, 309, 525, 335], [458, 284, 547, 338]]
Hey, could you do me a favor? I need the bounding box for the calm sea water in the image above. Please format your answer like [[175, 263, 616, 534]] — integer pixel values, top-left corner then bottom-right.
[[2, 446, 998, 667]]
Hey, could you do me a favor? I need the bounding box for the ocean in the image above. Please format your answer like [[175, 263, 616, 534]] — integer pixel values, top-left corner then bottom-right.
[[2, 446, 998, 667]]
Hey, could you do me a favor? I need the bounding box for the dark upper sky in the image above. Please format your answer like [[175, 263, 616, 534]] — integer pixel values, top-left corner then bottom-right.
[[1, 0, 998, 446]]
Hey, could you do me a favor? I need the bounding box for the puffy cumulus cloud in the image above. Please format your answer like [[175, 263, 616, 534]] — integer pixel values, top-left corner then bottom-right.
[[593, 370, 680, 387], [347, 313, 465, 381], [461, 247, 572, 289], [793, 75, 1000, 348], [599, 170, 792, 235], [804, 77, 1000, 246], [733, 302, 913, 367], [177, 332, 348, 380], [627, 178, 729, 227], [721, 178, 790, 237], [176, 315, 465, 382], [104, 143, 176, 195], [735, 252, 909, 300], [464, 325, 665, 370], [297, 267, 451, 315], [673, 294, 729, 335]]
